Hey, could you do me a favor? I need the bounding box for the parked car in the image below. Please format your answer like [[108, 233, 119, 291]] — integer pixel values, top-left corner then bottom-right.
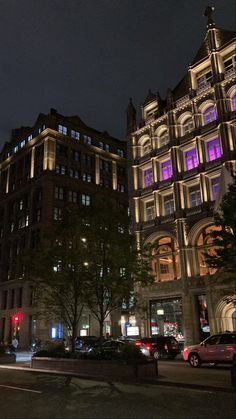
[[183, 332, 236, 367], [75, 336, 100, 352], [135, 336, 180, 359], [86, 339, 126, 359]]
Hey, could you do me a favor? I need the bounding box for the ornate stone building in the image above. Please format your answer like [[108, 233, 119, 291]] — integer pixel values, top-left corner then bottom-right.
[[127, 13, 236, 344], [0, 109, 127, 346]]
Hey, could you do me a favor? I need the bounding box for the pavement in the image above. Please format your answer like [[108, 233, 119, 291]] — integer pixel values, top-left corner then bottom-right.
[[0, 351, 235, 393]]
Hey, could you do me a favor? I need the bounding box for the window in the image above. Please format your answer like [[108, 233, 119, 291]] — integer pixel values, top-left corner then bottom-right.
[[58, 125, 67, 135], [55, 187, 64, 200], [36, 208, 41, 222], [159, 130, 169, 148], [81, 194, 91, 206], [99, 141, 104, 149], [185, 148, 198, 170], [54, 207, 62, 220], [206, 138, 222, 161], [69, 168, 79, 179], [145, 201, 155, 221], [143, 139, 151, 155], [164, 195, 174, 215], [224, 55, 236, 72], [231, 93, 236, 111], [189, 188, 201, 207], [82, 173, 92, 182], [100, 178, 111, 188], [152, 236, 180, 282], [84, 135, 92, 145], [81, 154, 92, 167], [117, 148, 124, 158], [68, 191, 77, 203], [72, 150, 80, 161], [117, 184, 125, 193], [56, 144, 68, 158], [196, 70, 212, 89], [71, 130, 80, 140], [211, 177, 220, 200], [104, 143, 110, 152], [203, 105, 217, 125], [183, 117, 194, 135], [56, 164, 67, 175], [100, 160, 110, 172], [161, 160, 172, 180], [144, 168, 153, 187]]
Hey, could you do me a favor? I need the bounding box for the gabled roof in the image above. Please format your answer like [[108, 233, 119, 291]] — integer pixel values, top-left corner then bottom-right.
[[143, 90, 156, 106], [191, 28, 236, 66]]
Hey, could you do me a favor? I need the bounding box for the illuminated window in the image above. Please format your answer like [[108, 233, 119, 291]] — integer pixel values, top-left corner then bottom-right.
[[71, 130, 80, 140], [161, 160, 172, 180], [81, 194, 91, 206], [211, 177, 220, 200], [231, 93, 236, 111], [82, 173, 92, 182], [58, 125, 67, 135], [117, 148, 124, 158], [202, 106, 217, 125], [224, 55, 236, 72], [54, 187, 64, 200], [163, 195, 174, 215], [68, 191, 77, 203], [196, 70, 212, 89], [159, 130, 169, 148], [143, 139, 152, 155], [54, 207, 62, 220], [189, 189, 201, 207], [196, 225, 221, 276], [145, 201, 155, 221], [185, 148, 198, 170], [144, 168, 153, 187], [152, 236, 180, 282], [84, 135, 92, 145], [206, 138, 222, 161], [183, 117, 194, 135], [117, 184, 125, 193]]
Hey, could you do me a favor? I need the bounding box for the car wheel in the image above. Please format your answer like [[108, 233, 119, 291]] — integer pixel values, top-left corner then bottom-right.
[[189, 353, 201, 368], [153, 350, 161, 360]]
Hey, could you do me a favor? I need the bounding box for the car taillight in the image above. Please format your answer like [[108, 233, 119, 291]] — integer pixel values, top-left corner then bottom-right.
[[145, 344, 151, 351], [135, 341, 141, 346]]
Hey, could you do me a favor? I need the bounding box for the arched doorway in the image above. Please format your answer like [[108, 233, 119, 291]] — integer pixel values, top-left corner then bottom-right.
[[215, 295, 236, 331]]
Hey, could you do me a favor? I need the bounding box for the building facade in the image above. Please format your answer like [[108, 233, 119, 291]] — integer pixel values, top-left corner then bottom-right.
[[127, 16, 236, 345], [0, 109, 128, 347]]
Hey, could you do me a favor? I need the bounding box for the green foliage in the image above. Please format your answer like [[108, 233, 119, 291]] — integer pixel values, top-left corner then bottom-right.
[[206, 177, 236, 273]]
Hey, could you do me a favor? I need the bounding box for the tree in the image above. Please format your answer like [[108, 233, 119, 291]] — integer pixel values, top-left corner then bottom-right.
[[22, 209, 89, 352], [206, 176, 236, 273], [22, 200, 154, 346], [81, 200, 154, 337]]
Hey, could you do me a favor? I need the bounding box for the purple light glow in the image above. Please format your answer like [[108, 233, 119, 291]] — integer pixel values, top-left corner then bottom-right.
[[185, 148, 198, 170], [161, 160, 172, 180], [232, 94, 236, 111], [207, 138, 222, 161], [203, 106, 217, 124], [144, 168, 153, 187]]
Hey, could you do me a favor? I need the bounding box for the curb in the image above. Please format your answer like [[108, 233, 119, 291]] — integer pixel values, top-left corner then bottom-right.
[[0, 364, 234, 393]]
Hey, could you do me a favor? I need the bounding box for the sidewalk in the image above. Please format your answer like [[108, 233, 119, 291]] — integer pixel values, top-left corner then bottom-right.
[[0, 360, 234, 393]]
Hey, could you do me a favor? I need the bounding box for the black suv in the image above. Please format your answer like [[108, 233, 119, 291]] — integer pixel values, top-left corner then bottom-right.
[[137, 336, 180, 359]]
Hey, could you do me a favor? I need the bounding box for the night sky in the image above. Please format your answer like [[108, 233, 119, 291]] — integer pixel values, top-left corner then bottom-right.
[[0, 0, 235, 147]]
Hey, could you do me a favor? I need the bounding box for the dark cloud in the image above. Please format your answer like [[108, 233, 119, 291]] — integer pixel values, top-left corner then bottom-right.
[[0, 0, 235, 146]]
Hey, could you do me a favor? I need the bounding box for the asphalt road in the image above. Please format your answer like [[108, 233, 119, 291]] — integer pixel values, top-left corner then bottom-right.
[[0, 368, 235, 419]]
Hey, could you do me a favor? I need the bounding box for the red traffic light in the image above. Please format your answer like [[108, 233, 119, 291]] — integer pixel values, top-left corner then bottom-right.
[[12, 314, 22, 322]]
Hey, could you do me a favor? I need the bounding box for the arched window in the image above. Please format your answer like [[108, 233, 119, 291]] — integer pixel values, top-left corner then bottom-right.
[[183, 117, 194, 135], [159, 130, 169, 148], [202, 105, 217, 125], [152, 236, 180, 282], [231, 93, 236, 111], [196, 225, 221, 276], [141, 138, 152, 156]]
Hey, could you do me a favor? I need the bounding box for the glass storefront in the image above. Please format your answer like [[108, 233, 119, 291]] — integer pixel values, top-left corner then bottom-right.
[[150, 298, 184, 341]]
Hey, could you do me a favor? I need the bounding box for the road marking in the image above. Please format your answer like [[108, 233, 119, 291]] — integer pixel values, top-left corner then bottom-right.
[[0, 384, 42, 394]]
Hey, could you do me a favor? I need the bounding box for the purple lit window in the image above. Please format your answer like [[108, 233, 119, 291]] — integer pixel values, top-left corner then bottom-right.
[[207, 138, 222, 161], [190, 190, 201, 207], [232, 94, 236, 111], [161, 160, 172, 180], [185, 148, 198, 170], [211, 177, 220, 200], [144, 168, 153, 187], [203, 106, 217, 125]]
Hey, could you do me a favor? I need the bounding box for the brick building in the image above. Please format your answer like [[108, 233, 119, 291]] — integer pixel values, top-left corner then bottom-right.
[[0, 109, 127, 347]]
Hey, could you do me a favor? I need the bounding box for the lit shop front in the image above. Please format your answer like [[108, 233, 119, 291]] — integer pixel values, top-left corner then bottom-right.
[[150, 298, 183, 341]]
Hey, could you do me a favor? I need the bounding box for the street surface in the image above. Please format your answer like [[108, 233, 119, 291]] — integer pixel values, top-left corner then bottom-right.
[[0, 362, 235, 419]]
